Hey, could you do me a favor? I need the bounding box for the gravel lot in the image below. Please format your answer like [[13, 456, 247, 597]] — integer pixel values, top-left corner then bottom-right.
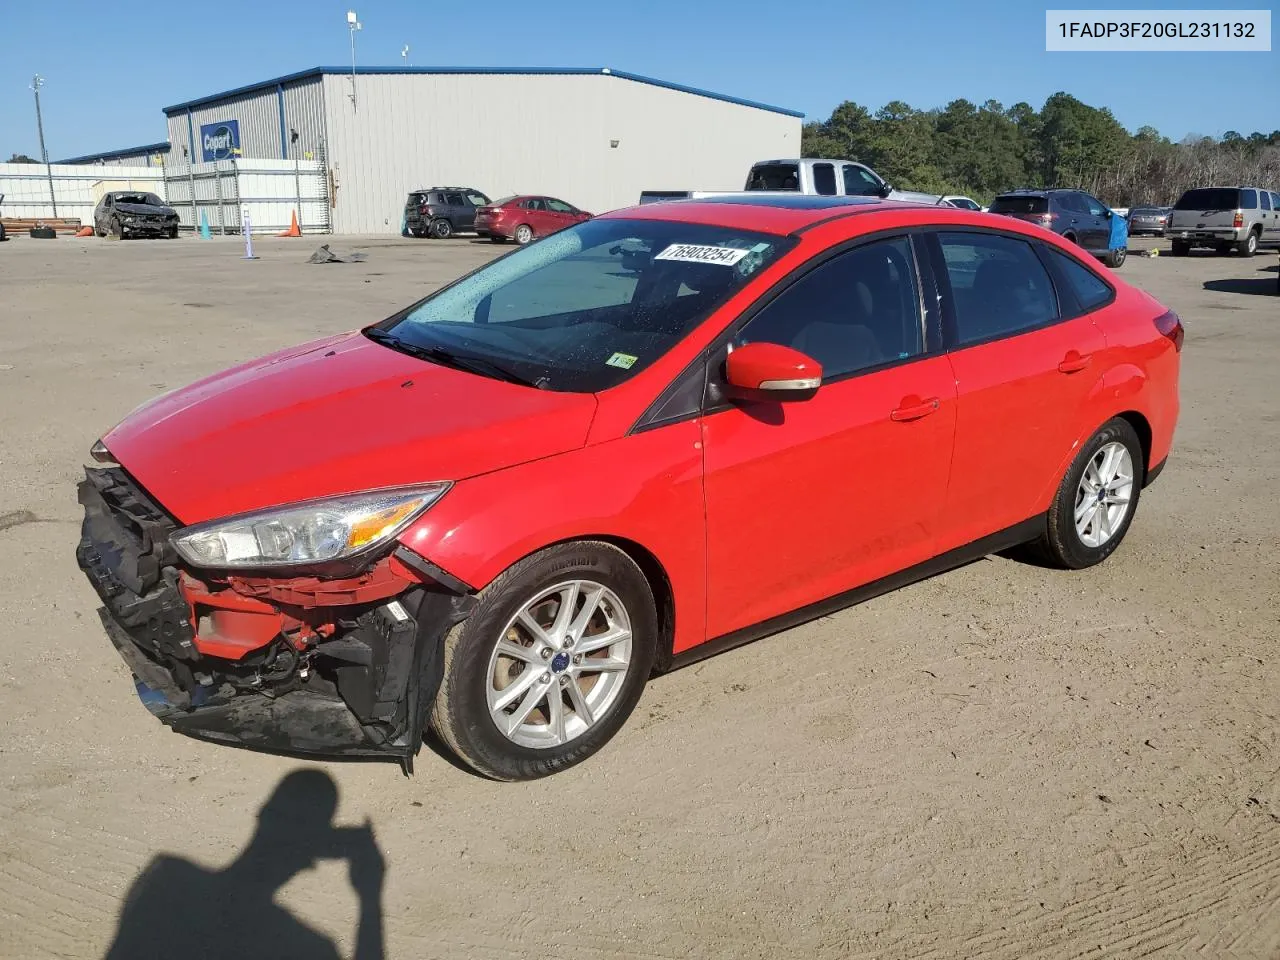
[[0, 232, 1277, 959]]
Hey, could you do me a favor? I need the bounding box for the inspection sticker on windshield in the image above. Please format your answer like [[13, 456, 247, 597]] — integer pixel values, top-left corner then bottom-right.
[[606, 352, 638, 370], [654, 243, 750, 266]]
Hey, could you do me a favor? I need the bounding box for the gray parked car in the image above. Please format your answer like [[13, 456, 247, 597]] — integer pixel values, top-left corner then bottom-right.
[[94, 191, 179, 239], [1127, 206, 1173, 236], [1168, 186, 1280, 256]]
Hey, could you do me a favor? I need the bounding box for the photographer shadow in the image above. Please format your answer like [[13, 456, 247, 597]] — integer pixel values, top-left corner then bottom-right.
[[104, 769, 385, 960]]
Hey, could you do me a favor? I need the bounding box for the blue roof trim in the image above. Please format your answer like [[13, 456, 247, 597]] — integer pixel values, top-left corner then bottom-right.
[[57, 141, 171, 164], [161, 66, 804, 118]]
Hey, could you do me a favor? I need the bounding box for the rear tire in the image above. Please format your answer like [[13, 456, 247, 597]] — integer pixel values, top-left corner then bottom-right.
[[110, 218, 124, 240], [514, 223, 534, 246], [1171, 240, 1190, 256], [430, 542, 657, 781], [1035, 418, 1144, 570], [430, 218, 452, 240], [1237, 230, 1259, 257]]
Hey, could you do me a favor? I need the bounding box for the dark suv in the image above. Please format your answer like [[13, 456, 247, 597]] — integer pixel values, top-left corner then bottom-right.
[[988, 189, 1125, 268], [404, 187, 490, 239]]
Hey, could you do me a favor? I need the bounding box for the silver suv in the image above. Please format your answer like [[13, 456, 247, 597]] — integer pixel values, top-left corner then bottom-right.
[[1168, 186, 1280, 256]]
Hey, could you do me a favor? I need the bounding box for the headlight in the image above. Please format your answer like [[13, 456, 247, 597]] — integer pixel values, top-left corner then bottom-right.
[[171, 483, 450, 569], [125, 217, 136, 224]]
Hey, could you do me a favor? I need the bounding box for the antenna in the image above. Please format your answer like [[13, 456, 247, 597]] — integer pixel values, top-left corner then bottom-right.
[[347, 10, 362, 108]]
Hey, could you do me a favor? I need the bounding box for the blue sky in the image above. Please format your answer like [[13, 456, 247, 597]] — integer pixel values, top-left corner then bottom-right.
[[2, 0, 1276, 160]]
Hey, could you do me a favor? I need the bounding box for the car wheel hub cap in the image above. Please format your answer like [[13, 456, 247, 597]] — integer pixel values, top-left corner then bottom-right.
[[1074, 441, 1134, 549], [486, 579, 633, 749]]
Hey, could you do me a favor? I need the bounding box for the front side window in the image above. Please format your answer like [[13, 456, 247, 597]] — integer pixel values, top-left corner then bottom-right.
[[1046, 248, 1112, 312], [546, 199, 574, 213], [734, 237, 924, 380], [811, 163, 837, 196], [374, 220, 792, 392], [1083, 194, 1107, 216], [937, 232, 1058, 346], [444, 192, 465, 206], [842, 164, 882, 196], [465, 192, 489, 206]]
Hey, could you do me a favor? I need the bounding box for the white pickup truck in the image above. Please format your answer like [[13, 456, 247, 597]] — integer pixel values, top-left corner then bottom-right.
[[640, 158, 941, 206]]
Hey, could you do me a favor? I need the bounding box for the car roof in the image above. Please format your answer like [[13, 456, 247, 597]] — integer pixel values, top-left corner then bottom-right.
[[599, 194, 984, 236]]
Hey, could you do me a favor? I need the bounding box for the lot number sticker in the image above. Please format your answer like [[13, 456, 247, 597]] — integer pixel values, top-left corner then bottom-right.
[[654, 243, 750, 266], [606, 352, 638, 369]]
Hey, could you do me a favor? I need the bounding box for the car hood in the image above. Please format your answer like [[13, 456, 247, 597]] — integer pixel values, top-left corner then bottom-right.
[[104, 331, 598, 524], [115, 202, 176, 216]]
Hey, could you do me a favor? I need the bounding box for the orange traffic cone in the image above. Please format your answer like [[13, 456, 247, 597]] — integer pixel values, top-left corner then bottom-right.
[[75, 226, 94, 237], [277, 211, 301, 237]]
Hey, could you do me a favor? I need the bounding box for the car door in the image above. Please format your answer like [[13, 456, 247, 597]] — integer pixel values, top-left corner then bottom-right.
[[1081, 193, 1112, 251], [443, 192, 470, 230], [1259, 190, 1277, 241], [701, 234, 957, 638], [544, 198, 579, 234], [926, 230, 1108, 550]]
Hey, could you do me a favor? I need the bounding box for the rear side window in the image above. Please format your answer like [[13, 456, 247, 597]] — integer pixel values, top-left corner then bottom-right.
[[1263, 192, 1272, 211], [1241, 189, 1258, 209], [1046, 249, 1112, 312], [811, 163, 837, 196], [989, 195, 1048, 215], [1175, 188, 1239, 210], [937, 232, 1058, 346], [736, 236, 924, 379]]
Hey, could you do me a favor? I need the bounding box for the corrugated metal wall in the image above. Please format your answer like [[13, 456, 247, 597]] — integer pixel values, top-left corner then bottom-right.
[[280, 78, 327, 161], [166, 86, 291, 163], [319, 72, 799, 234], [65, 151, 168, 168]]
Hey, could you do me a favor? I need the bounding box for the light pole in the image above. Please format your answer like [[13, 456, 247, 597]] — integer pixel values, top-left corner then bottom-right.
[[347, 10, 362, 108], [31, 75, 57, 217], [401, 45, 409, 66]]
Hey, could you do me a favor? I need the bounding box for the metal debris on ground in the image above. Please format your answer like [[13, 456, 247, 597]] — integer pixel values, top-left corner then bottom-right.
[[307, 243, 367, 264]]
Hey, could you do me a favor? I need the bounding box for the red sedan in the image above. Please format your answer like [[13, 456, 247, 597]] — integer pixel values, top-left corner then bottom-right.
[[474, 195, 591, 244], [78, 196, 1181, 780]]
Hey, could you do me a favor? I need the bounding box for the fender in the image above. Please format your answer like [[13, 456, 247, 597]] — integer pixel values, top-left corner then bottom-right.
[[1035, 361, 1153, 509], [398, 420, 707, 654]]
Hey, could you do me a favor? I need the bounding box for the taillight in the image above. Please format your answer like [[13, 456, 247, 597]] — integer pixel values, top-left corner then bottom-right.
[[1154, 309, 1184, 352], [1233, 211, 1244, 228]]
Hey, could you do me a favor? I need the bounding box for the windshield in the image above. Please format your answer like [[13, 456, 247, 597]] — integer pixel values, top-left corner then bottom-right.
[[370, 218, 793, 392], [116, 193, 162, 206], [989, 195, 1048, 215], [1175, 188, 1239, 211], [745, 163, 800, 191]]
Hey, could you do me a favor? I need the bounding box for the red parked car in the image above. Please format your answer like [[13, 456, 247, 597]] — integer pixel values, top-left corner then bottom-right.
[[474, 195, 591, 244], [77, 196, 1181, 780]]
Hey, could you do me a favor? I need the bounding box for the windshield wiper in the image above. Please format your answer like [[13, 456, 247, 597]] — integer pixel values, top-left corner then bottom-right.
[[364, 329, 545, 388]]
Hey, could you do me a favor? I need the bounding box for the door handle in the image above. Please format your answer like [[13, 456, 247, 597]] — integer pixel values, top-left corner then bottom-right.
[[1058, 351, 1092, 373], [890, 397, 941, 422]]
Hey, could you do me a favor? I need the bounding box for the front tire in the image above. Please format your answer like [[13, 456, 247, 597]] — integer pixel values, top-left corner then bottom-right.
[[1036, 418, 1143, 569], [430, 542, 657, 780], [110, 218, 124, 240], [1104, 246, 1126, 269], [1171, 240, 1190, 256]]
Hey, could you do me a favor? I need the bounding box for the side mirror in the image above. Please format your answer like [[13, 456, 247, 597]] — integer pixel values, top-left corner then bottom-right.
[[725, 342, 822, 401], [878, 183, 894, 199], [1104, 208, 1113, 219]]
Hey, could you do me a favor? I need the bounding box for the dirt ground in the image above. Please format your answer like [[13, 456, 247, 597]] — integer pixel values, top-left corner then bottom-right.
[[0, 231, 1277, 959]]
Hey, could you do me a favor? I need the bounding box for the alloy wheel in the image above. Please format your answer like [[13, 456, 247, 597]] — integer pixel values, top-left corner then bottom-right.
[[1074, 441, 1134, 548], [486, 579, 633, 749]]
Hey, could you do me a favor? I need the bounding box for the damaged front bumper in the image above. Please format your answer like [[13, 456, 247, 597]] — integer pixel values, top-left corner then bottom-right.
[[76, 467, 473, 769]]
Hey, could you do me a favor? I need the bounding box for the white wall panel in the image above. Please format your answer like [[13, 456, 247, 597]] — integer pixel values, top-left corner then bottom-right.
[[320, 72, 799, 234]]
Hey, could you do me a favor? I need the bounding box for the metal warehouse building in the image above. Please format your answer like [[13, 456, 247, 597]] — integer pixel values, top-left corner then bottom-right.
[[159, 66, 803, 234]]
